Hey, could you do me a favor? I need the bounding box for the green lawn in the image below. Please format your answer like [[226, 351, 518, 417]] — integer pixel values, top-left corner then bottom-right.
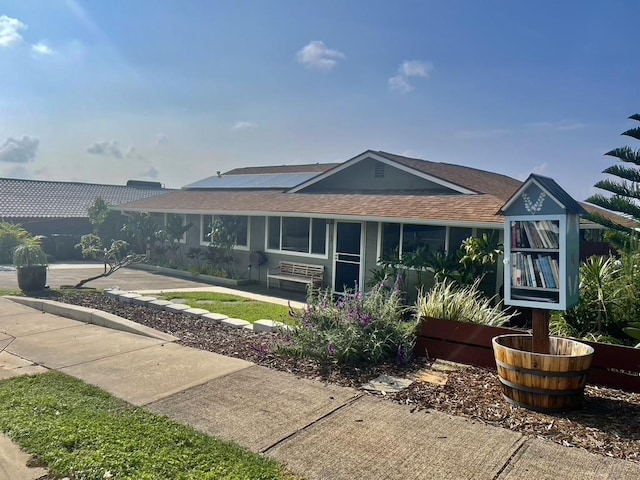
[[161, 292, 300, 325], [0, 372, 297, 480]]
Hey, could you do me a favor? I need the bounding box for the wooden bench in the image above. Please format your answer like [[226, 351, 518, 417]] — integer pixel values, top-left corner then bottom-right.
[[266, 261, 324, 290]]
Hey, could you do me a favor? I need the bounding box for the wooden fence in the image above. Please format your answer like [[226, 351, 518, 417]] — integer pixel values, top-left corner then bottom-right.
[[415, 317, 640, 393]]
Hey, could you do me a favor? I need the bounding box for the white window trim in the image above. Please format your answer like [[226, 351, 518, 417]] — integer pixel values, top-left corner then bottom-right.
[[264, 216, 329, 259], [199, 214, 250, 250]]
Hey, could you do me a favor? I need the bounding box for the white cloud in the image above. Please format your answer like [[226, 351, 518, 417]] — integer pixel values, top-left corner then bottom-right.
[[399, 60, 432, 79], [454, 129, 510, 140], [125, 146, 144, 159], [389, 60, 433, 93], [532, 162, 549, 176], [388, 75, 414, 94], [140, 165, 159, 179], [232, 121, 258, 130], [154, 133, 168, 148], [0, 15, 26, 48], [527, 121, 586, 132], [296, 40, 345, 72], [87, 140, 124, 159], [0, 136, 39, 163], [31, 42, 55, 56]]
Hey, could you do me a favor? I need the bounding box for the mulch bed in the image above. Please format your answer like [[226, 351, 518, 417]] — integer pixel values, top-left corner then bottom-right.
[[58, 293, 640, 464]]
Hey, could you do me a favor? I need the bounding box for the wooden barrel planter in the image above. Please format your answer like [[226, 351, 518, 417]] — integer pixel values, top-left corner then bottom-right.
[[492, 334, 594, 411]]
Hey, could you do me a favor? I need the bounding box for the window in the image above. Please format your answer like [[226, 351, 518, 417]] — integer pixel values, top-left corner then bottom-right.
[[380, 222, 446, 259], [200, 214, 249, 249], [165, 213, 188, 243], [448, 227, 473, 253], [267, 216, 327, 256], [402, 224, 445, 255], [201, 215, 213, 243]]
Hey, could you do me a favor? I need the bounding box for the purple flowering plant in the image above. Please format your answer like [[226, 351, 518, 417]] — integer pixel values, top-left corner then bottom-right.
[[279, 281, 417, 366]]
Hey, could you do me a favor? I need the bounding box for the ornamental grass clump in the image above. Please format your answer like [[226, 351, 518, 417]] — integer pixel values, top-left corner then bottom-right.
[[416, 279, 514, 327], [280, 283, 417, 366]]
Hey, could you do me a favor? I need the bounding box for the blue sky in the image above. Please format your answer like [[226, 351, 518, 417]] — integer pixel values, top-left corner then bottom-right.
[[0, 1, 637, 200]]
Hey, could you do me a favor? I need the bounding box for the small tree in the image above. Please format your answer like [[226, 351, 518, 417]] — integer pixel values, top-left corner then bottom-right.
[[586, 114, 640, 246], [87, 198, 127, 245], [205, 216, 238, 277], [73, 235, 146, 288]]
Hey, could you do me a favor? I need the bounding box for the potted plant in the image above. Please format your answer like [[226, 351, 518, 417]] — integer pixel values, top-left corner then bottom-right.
[[13, 236, 48, 292]]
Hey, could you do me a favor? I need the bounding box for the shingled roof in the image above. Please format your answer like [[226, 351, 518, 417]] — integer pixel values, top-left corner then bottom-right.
[[116, 190, 507, 226], [0, 178, 172, 219], [374, 151, 523, 200]]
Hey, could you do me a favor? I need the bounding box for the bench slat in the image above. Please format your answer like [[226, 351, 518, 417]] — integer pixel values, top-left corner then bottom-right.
[[267, 261, 325, 289]]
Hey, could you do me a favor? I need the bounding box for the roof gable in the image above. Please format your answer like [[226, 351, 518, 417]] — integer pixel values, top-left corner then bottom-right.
[[288, 150, 477, 194], [500, 174, 587, 216]]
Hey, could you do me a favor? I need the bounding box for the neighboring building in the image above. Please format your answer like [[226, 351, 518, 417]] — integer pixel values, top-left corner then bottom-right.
[[115, 150, 619, 294], [0, 177, 171, 259]]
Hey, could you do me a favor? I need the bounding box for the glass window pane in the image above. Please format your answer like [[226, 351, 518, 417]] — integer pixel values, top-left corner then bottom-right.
[[448, 227, 472, 253], [311, 218, 326, 255], [216, 215, 248, 247], [282, 217, 310, 253], [233, 216, 248, 247], [381, 223, 401, 260], [268, 217, 281, 250], [201, 215, 213, 243], [402, 225, 445, 254]]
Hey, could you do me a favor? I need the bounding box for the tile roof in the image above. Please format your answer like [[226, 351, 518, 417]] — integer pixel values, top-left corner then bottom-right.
[[116, 190, 507, 226], [375, 151, 523, 200], [224, 163, 340, 175], [0, 178, 172, 219]]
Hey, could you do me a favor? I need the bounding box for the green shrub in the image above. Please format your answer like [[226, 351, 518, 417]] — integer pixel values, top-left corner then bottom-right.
[[279, 284, 416, 366], [0, 222, 30, 264], [415, 279, 514, 327], [553, 253, 640, 345]]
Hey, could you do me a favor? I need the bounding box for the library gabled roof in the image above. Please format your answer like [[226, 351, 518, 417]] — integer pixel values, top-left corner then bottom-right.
[[499, 174, 587, 216], [0, 177, 172, 219]]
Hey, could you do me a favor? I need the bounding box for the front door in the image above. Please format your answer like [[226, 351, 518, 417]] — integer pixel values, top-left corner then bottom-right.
[[333, 221, 363, 293]]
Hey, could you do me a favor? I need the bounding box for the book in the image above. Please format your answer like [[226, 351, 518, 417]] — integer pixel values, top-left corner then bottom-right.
[[534, 257, 547, 288], [534, 221, 551, 249], [549, 257, 560, 286], [540, 256, 556, 289]]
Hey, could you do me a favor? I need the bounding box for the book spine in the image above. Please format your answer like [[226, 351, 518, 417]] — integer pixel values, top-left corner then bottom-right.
[[534, 257, 547, 288], [549, 257, 560, 287], [526, 254, 537, 287]]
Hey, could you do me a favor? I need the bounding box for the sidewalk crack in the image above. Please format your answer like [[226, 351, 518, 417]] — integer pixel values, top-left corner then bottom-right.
[[493, 437, 529, 479], [260, 393, 364, 455]]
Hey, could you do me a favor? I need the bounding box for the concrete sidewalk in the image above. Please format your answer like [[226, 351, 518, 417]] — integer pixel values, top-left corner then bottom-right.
[[0, 297, 639, 479]]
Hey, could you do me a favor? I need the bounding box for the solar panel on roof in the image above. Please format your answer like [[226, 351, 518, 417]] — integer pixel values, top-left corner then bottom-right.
[[183, 172, 318, 190]]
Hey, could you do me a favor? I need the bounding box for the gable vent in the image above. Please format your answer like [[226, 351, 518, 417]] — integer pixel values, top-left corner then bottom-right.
[[374, 161, 385, 178]]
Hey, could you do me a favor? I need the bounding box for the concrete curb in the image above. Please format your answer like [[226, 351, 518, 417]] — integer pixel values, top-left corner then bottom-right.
[[4, 296, 179, 343]]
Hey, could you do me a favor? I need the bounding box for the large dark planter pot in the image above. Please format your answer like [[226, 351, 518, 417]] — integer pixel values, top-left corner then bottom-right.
[[16, 266, 47, 292], [492, 334, 594, 411]]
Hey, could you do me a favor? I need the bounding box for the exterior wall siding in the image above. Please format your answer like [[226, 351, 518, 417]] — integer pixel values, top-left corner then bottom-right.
[[302, 157, 452, 193]]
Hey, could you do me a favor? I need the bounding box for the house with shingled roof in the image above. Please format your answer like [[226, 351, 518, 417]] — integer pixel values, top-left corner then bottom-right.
[[0, 177, 171, 260], [115, 150, 617, 294]]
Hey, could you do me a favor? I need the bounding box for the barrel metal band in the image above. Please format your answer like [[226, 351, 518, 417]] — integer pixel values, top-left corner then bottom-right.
[[498, 377, 585, 396], [495, 359, 588, 378]]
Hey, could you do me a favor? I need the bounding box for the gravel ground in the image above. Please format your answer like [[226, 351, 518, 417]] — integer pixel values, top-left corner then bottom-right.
[[58, 293, 640, 464]]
